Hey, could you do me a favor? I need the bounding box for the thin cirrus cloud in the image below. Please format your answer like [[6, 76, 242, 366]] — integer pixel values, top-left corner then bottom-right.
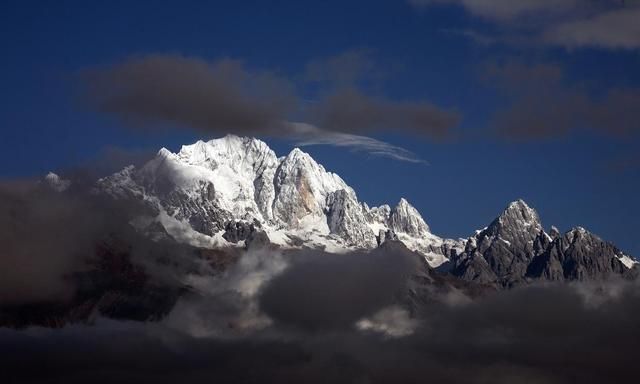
[[411, 0, 640, 50], [290, 122, 429, 164], [79, 53, 460, 163]]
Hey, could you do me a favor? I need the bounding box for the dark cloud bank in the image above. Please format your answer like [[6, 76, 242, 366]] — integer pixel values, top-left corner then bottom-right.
[[2, 276, 640, 383], [78, 53, 460, 163], [80, 53, 459, 139], [1, 181, 640, 383], [484, 60, 640, 140], [412, 0, 640, 50]]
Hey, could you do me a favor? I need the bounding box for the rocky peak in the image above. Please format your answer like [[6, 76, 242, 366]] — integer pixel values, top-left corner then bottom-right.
[[485, 199, 543, 240], [325, 189, 377, 248], [377, 229, 399, 245], [272, 147, 353, 227], [389, 198, 430, 236], [451, 200, 638, 287], [564, 226, 590, 243]]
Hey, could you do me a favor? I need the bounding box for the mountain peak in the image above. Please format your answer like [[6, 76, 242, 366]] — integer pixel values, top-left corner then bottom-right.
[[397, 197, 411, 207], [157, 147, 173, 158], [285, 147, 309, 161], [565, 226, 597, 243], [501, 199, 540, 225], [390, 198, 430, 236], [483, 199, 542, 240], [505, 198, 533, 213]]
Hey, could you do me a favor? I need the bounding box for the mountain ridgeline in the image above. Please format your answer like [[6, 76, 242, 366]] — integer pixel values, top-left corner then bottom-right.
[[448, 200, 637, 287], [3, 135, 637, 328], [91, 135, 637, 288]]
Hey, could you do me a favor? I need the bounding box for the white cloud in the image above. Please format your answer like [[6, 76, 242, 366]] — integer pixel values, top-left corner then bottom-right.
[[355, 305, 418, 338], [289, 122, 428, 164]]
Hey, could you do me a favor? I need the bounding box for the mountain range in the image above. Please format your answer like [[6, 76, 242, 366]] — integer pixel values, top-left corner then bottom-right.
[[94, 135, 637, 287], [2, 135, 636, 328]]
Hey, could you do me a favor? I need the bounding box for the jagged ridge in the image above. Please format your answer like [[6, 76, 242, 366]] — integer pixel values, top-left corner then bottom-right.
[[449, 200, 638, 287], [96, 136, 637, 278], [97, 135, 457, 266]]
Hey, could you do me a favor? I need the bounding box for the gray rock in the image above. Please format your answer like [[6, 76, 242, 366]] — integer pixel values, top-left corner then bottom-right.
[[377, 229, 399, 246], [245, 229, 271, 250], [389, 198, 430, 237], [527, 227, 629, 281], [222, 220, 257, 243], [450, 200, 637, 287], [326, 189, 377, 248]]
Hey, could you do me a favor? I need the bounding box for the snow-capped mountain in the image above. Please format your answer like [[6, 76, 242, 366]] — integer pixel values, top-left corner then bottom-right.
[[5, 136, 639, 329], [95, 135, 637, 280], [97, 135, 461, 266]]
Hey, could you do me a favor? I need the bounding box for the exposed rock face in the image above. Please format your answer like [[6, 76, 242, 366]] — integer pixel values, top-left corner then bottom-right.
[[389, 198, 430, 236], [527, 227, 631, 281], [222, 219, 271, 250], [377, 229, 399, 246], [463, 200, 543, 286], [450, 200, 638, 287], [326, 189, 377, 248], [272, 148, 352, 228], [245, 229, 271, 250], [364, 199, 463, 267], [166, 182, 232, 236], [223, 220, 259, 243]]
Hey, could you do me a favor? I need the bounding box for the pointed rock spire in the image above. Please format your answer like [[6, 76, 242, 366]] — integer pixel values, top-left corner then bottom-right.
[[486, 199, 542, 238], [389, 198, 430, 236]]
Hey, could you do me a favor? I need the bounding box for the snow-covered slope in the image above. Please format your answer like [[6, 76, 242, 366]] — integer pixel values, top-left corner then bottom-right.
[[97, 135, 460, 267]]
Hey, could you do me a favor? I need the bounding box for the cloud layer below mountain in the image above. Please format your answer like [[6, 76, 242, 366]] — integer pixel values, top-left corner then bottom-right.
[[1, 177, 640, 383], [2, 278, 639, 384]]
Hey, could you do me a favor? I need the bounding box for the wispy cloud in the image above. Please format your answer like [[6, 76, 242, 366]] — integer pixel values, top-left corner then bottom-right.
[[289, 122, 428, 164]]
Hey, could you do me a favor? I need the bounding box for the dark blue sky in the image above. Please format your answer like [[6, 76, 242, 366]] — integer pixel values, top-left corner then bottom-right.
[[1, 0, 639, 254]]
